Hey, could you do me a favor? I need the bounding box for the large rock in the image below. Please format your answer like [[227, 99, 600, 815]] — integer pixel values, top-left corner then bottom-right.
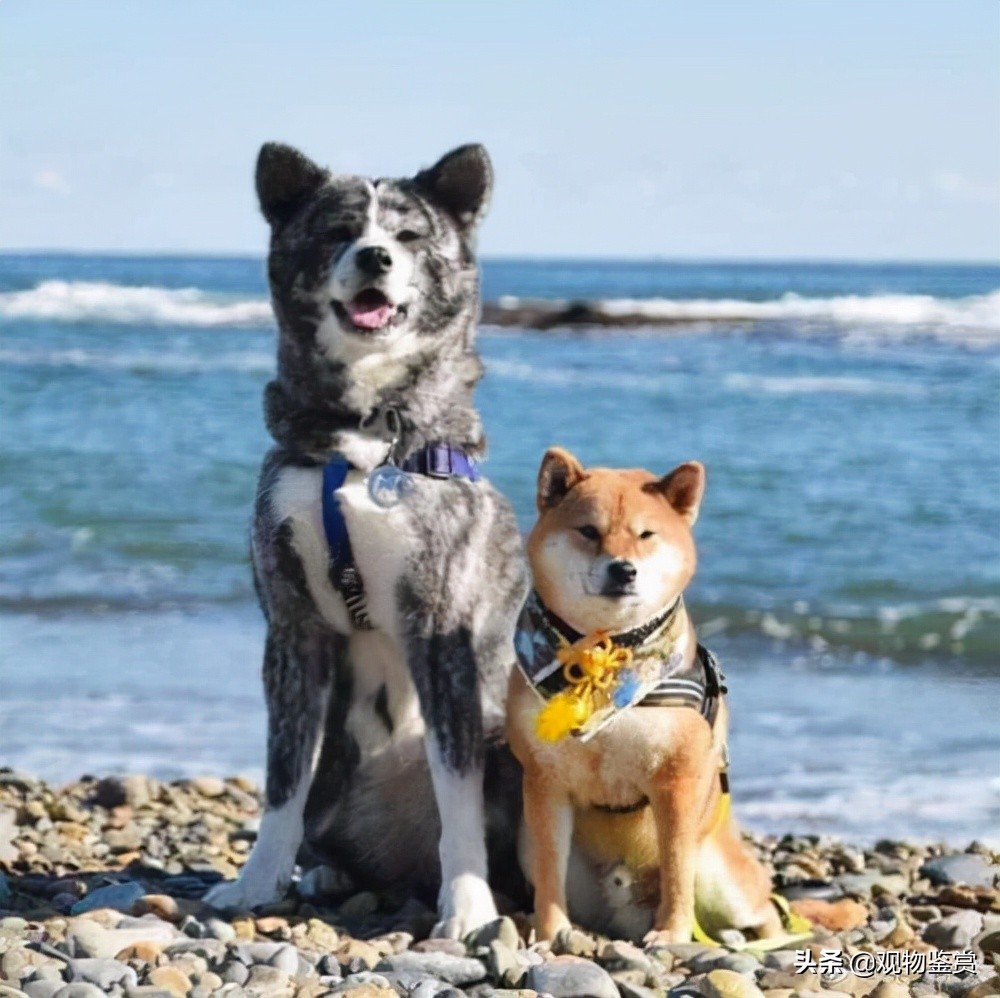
[[67, 918, 177, 959], [376, 952, 487, 986], [466, 916, 521, 951], [702, 969, 767, 998], [687, 951, 761, 977], [66, 958, 138, 991], [525, 956, 619, 998], [920, 854, 1000, 889], [835, 872, 908, 897], [922, 909, 984, 949]]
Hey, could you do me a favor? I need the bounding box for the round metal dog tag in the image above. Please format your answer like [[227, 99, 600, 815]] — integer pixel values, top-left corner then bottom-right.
[[367, 464, 413, 508]]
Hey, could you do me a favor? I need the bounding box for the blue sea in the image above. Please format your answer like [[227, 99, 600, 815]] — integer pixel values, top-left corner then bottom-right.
[[1, 254, 998, 844]]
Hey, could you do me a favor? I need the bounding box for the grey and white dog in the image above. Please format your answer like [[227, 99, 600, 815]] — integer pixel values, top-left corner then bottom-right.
[[204, 142, 528, 937]]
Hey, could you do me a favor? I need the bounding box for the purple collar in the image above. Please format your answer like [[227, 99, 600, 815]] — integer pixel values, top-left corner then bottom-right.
[[399, 443, 480, 481]]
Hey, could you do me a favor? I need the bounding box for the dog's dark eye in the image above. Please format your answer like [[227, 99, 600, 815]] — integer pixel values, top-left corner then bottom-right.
[[327, 225, 353, 243], [639, 529, 656, 540], [396, 229, 422, 244], [577, 525, 600, 541]]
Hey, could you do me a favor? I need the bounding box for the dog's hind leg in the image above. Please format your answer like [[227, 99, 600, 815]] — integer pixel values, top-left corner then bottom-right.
[[696, 819, 782, 938], [206, 627, 335, 911]]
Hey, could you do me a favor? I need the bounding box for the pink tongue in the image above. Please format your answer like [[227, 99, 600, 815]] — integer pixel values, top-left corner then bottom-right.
[[346, 300, 394, 330]]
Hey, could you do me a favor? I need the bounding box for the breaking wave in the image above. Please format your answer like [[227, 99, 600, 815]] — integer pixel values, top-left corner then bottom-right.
[[0, 280, 273, 327], [0, 346, 274, 375], [492, 289, 1000, 344], [592, 290, 1000, 329], [696, 596, 1000, 666], [2, 280, 999, 342]]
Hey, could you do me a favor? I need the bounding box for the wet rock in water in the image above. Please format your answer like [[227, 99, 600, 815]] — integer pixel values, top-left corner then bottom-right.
[[922, 909, 984, 949], [526, 955, 620, 998], [921, 853, 1000, 889]]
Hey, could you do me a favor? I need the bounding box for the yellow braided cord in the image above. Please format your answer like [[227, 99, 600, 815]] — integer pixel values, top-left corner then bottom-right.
[[534, 631, 633, 741]]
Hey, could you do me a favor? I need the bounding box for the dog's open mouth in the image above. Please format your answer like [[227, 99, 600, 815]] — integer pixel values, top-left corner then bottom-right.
[[332, 290, 408, 333]]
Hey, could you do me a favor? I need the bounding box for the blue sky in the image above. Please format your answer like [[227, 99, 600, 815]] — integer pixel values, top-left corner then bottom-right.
[[2, 0, 998, 259]]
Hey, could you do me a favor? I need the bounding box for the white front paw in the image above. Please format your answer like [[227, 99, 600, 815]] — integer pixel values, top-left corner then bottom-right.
[[432, 873, 498, 939], [203, 873, 285, 912]]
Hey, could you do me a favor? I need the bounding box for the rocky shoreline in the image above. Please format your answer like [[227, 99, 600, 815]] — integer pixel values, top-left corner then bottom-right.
[[480, 301, 706, 330], [1, 771, 997, 998]]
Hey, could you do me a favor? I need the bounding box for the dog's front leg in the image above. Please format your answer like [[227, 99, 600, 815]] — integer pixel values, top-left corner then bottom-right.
[[426, 738, 498, 938], [206, 628, 332, 911], [522, 766, 573, 940], [402, 616, 498, 938], [645, 775, 701, 945]]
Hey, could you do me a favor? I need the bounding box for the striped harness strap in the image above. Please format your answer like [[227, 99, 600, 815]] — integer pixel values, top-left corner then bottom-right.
[[640, 643, 726, 729]]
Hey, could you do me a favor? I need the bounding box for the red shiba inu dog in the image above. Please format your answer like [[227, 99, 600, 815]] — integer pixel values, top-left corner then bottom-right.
[[507, 448, 788, 945]]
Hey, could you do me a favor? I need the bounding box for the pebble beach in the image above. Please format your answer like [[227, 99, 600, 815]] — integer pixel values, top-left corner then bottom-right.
[[0, 771, 997, 998]]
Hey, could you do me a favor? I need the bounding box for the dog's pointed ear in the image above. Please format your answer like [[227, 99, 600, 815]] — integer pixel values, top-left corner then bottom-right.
[[414, 144, 493, 232], [537, 447, 586, 512], [256, 142, 327, 227], [652, 461, 706, 525]]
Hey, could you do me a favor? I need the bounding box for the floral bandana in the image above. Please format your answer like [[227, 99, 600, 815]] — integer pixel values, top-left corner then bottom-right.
[[514, 590, 688, 742]]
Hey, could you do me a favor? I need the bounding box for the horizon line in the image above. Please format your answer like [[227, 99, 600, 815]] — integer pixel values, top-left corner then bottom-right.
[[1, 248, 998, 269]]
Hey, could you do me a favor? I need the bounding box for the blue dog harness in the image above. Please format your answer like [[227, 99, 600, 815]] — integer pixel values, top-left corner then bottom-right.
[[321, 443, 481, 629]]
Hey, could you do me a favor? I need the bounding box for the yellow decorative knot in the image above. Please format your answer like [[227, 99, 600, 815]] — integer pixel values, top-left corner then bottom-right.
[[535, 631, 633, 742]]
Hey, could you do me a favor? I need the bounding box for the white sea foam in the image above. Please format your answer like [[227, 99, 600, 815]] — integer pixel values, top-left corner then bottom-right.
[[0, 280, 273, 327], [724, 373, 926, 397], [596, 289, 1000, 330], [0, 346, 275, 374], [493, 289, 1000, 346], [3, 280, 999, 340], [485, 358, 667, 392]]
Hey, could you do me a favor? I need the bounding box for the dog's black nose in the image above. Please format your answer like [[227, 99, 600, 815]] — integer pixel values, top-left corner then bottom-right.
[[356, 245, 393, 275], [607, 560, 638, 586]]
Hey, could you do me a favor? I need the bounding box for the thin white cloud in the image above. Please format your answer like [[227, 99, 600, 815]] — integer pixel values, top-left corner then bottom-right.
[[32, 168, 70, 196], [932, 171, 1000, 206]]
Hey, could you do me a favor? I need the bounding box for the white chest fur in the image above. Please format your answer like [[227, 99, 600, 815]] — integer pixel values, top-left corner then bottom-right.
[[267, 464, 422, 742], [267, 463, 415, 638]]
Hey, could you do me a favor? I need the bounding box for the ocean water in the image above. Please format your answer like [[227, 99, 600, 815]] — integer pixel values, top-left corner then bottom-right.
[[1, 254, 998, 845]]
